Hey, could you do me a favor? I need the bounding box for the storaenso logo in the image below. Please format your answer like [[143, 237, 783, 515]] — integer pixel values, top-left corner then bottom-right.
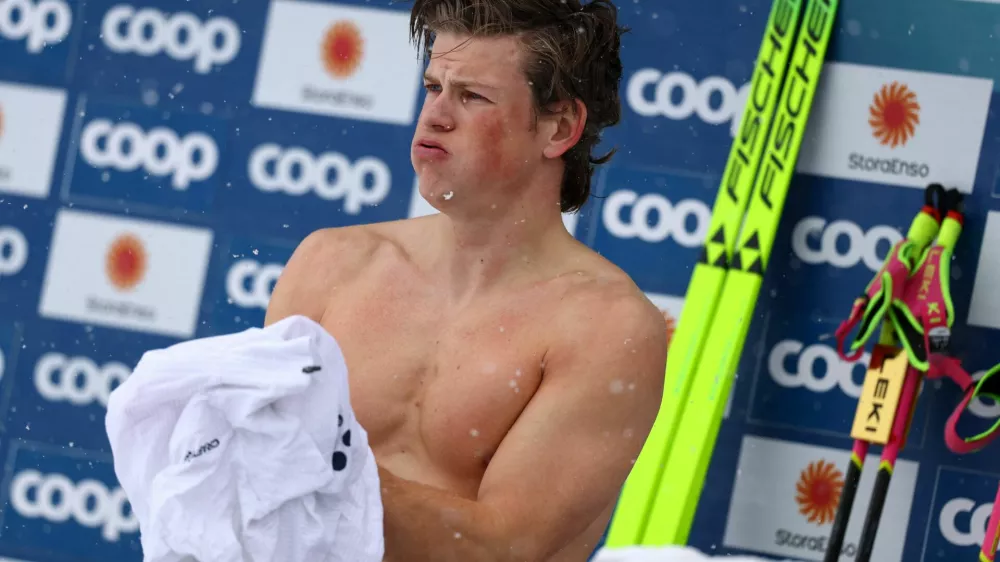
[[602, 190, 710, 246], [0, 225, 28, 278], [777, 459, 854, 557], [847, 154, 929, 179], [80, 119, 219, 189], [34, 352, 131, 408], [184, 438, 220, 461], [0, 0, 72, 53], [10, 469, 138, 542], [769, 340, 866, 398], [791, 217, 902, 272], [848, 82, 929, 180], [626, 70, 749, 137], [227, 259, 282, 309], [940, 497, 992, 547], [248, 143, 391, 214], [101, 5, 240, 74]]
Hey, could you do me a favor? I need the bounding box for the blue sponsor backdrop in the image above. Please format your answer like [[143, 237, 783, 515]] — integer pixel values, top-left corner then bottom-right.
[[0, 0, 998, 560]]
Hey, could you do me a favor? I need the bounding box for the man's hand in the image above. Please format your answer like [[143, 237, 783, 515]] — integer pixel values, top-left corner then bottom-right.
[[377, 289, 667, 562]]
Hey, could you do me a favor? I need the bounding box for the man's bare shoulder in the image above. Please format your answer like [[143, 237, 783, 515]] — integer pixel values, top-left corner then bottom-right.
[[546, 247, 669, 377], [286, 216, 436, 275], [265, 217, 434, 325]]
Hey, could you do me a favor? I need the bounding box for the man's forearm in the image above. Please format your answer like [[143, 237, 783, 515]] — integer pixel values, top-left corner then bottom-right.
[[378, 467, 536, 562]]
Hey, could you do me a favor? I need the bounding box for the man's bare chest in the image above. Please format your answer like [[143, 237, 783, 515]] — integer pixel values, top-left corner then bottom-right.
[[317, 268, 550, 486]]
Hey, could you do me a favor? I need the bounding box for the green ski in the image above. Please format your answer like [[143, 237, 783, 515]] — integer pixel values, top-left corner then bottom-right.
[[605, 0, 805, 547], [641, 0, 839, 545]]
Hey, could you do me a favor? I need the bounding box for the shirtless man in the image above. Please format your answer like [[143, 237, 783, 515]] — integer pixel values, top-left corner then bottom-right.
[[264, 1, 667, 560]]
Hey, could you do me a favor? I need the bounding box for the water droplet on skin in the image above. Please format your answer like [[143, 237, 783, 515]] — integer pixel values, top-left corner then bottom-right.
[[624, 338, 632, 345], [454, 532, 462, 539], [609, 379, 625, 394], [628, 383, 636, 391], [499, 326, 505, 333], [509, 379, 517, 388], [443, 191, 454, 200], [515, 368, 522, 377], [470, 429, 479, 437], [623, 428, 634, 439]]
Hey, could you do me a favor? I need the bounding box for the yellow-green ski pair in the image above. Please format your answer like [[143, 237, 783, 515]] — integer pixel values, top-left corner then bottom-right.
[[606, 0, 839, 547]]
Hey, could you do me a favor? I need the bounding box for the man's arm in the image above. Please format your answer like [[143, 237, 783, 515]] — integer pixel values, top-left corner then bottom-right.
[[379, 290, 668, 562]]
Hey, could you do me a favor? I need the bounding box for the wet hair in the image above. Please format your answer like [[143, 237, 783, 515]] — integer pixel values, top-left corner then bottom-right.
[[407, 0, 628, 213]]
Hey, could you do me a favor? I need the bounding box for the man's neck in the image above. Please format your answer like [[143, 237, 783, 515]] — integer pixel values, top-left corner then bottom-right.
[[434, 195, 572, 306]]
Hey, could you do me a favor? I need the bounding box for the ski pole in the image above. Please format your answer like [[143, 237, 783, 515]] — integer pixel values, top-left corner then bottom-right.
[[854, 191, 965, 562], [823, 185, 946, 561], [853, 355, 922, 562]]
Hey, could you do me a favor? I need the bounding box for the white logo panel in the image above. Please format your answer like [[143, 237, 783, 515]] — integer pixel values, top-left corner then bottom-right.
[[796, 62, 992, 193], [723, 435, 917, 561], [252, 0, 423, 125], [39, 209, 213, 338], [0, 81, 68, 198]]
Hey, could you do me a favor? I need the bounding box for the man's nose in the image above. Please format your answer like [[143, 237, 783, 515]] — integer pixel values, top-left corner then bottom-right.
[[421, 94, 456, 132]]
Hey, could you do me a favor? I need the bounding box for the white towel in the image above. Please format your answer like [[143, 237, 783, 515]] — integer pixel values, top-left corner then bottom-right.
[[105, 315, 384, 562]]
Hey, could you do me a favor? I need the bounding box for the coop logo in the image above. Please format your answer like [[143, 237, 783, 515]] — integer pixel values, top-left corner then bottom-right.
[[100, 5, 240, 74], [0, 225, 28, 278], [626, 69, 748, 137], [227, 259, 282, 309], [769, 340, 866, 398], [776, 459, 857, 557], [940, 496, 992, 547], [322, 20, 363, 78], [10, 469, 138, 542], [602, 190, 710, 247], [791, 217, 902, 272], [0, 0, 72, 53], [848, 81, 929, 180], [247, 143, 391, 214], [105, 233, 146, 291], [34, 352, 131, 408], [80, 119, 219, 190]]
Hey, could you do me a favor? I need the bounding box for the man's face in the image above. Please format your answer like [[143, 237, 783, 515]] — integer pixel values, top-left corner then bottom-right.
[[411, 32, 544, 211]]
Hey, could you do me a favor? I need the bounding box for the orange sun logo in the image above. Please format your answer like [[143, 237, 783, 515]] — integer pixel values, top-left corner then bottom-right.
[[105, 233, 147, 291], [660, 309, 677, 350], [322, 21, 364, 78], [795, 459, 844, 525], [869, 81, 920, 148]]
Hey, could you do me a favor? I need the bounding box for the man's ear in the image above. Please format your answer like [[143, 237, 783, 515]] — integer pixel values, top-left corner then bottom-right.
[[542, 98, 587, 159]]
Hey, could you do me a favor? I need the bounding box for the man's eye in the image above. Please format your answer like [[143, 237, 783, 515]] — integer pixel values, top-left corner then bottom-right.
[[424, 84, 441, 93], [463, 92, 486, 102]]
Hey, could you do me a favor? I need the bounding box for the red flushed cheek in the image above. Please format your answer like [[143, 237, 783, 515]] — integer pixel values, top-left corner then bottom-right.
[[477, 116, 515, 176]]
